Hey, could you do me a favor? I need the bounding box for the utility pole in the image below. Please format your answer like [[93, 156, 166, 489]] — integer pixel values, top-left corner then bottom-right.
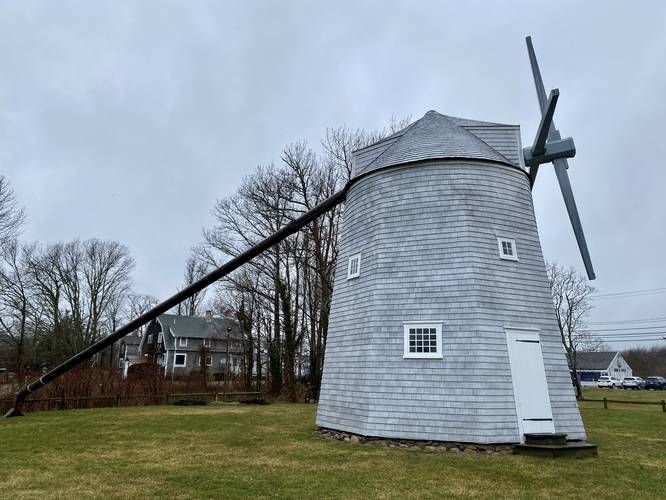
[[224, 326, 231, 399]]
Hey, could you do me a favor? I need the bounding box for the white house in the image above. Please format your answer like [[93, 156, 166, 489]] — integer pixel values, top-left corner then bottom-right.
[[576, 351, 633, 386]]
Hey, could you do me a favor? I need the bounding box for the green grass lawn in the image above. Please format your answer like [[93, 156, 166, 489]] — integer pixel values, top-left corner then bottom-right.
[[1, 395, 665, 499], [583, 386, 666, 402]]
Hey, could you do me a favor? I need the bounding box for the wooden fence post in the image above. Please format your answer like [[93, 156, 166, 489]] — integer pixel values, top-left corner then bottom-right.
[[603, 397, 608, 410], [60, 396, 66, 411], [115, 394, 121, 407], [661, 400, 665, 413]]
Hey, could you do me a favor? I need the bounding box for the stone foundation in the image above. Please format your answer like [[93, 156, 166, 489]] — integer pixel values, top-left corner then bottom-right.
[[318, 427, 514, 454]]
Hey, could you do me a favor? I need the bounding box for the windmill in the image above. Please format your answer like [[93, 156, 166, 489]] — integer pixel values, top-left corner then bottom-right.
[[4, 37, 597, 454], [315, 37, 596, 452]]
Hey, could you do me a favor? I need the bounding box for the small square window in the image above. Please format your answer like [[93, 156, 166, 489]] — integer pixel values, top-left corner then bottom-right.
[[403, 323, 443, 359], [205, 356, 212, 366], [497, 237, 518, 261], [178, 337, 188, 347], [347, 253, 362, 280], [174, 353, 187, 367]]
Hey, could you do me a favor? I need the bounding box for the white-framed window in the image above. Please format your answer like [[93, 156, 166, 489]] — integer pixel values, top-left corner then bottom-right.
[[174, 353, 187, 367], [497, 237, 518, 261], [347, 253, 362, 280], [178, 337, 188, 347], [157, 333, 163, 344], [205, 356, 212, 366], [203, 338, 211, 348], [403, 322, 443, 359]]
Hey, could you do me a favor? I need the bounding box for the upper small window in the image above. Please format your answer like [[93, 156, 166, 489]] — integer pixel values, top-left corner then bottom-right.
[[347, 253, 362, 280], [497, 237, 518, 261], [403, 322, 443, 359], [174, 353, 187, 367], [178, 337, 188, 347]]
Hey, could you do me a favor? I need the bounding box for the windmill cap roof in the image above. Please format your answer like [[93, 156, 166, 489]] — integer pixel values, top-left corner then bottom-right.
[[351, 110, 523, 179]]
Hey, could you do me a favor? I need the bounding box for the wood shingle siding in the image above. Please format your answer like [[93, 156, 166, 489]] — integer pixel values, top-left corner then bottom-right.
[[317, 159, 586, 444]]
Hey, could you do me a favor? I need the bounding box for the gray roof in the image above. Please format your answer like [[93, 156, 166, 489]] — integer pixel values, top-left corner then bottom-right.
[[156, 314, 241, 341], [121, 336, 142, 346], [352, 110, 522, 179], [576, 351, 619, 370]]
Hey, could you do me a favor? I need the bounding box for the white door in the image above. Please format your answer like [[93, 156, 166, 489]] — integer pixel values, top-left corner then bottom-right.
[[505, 329, 555, 440]]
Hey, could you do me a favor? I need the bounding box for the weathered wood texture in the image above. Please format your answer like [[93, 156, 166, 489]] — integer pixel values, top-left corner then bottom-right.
[[316, 159, 586, 444]]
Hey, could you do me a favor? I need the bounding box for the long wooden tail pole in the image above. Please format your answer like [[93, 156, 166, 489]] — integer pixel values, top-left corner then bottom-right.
[[4, 187, 348, 417]]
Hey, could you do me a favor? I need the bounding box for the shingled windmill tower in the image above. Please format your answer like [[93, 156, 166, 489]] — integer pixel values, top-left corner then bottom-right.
[[316, 37, 595, 449]]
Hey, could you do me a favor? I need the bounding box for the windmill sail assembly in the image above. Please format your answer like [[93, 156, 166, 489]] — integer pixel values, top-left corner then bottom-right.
[[524, 36, 595, 281], [5, 36, 597, 453]]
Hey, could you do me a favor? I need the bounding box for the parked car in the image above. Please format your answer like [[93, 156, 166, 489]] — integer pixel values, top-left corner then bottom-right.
[[597, 376, 621, 388], [621, 377, 642, 390], [645, 376, 666, 390], [636, 377, 647, 389]]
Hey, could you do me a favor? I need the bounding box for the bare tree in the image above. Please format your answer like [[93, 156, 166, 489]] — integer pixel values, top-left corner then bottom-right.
[[24, 243, 63, 363], [0, 175, 26, 250], [0, 240, 34, 377], [199, 118, 411, 399], [322, 116, 411, 182], [546, 262, 595, 399], [127, 293, 158, 326], [177, 254, 209, 316], [25, 239, 134, 362], [622, 346, 666, 377]]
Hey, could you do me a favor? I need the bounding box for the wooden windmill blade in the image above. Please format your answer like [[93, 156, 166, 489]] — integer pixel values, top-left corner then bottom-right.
[[523, 36, 596, 280]]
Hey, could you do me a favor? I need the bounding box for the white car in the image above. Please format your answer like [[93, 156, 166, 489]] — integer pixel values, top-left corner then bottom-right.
[[597, 376, 621, 388], [621, 377, 642, 390]]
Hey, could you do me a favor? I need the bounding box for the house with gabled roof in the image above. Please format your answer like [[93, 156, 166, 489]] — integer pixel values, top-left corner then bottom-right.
[[140, 311, 244, 379], [575, 351, 633, 385]]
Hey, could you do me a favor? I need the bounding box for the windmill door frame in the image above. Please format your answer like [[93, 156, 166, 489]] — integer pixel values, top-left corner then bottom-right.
[[505, 328, 556, 442]]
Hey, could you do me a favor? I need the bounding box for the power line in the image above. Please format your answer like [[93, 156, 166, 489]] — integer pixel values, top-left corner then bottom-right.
[[595, 332, 665, 337], [597, 338, 665, 343], [591, 287, 666, 300], [593, 332, 666, 338], [587, 325, 666, 333], [596, 338, 665, 342], [588, 316, 666, 325], [590, 334, 666, 340]]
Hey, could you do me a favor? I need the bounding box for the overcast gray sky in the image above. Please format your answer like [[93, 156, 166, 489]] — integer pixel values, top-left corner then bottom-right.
[[2, 1, 665, 349]]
